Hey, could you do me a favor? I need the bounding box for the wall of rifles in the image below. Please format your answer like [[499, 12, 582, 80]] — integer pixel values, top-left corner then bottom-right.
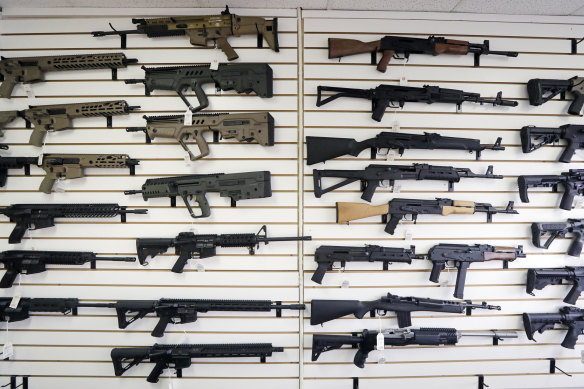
[[0, 6, 583, 389]]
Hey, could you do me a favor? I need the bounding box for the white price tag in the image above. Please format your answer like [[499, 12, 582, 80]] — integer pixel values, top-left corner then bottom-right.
[[9, 292, 21, 309], [377, 355, 386, 364], [210, 50, 221, 70], [392, 120, 400, 132], [2, 343, 14, 359], [405, 229, 413, 241], [376, 332, 384, 351], [184, 110, 193, 126], [184, 153, 192, 166], [196, 262, 205, 272], [399, 76, 408, 86], [23, 84, 36, 99], [392, 185, 401, 194], [575, 195, 584, 208], [386, 149, 396, 161], [341, 279, 350, 288], [53, 178, 68, 193]]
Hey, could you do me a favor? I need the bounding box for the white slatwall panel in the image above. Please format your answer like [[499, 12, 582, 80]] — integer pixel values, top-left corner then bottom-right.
[[302, 10, 584, 389], [0, 7, 301, 388], [2, 6, 584, 389]]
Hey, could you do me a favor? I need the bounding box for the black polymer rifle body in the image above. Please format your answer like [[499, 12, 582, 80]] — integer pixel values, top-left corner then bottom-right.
[[311, 245, 422, 284], [125, 63, 273, 113], [427, 244, 525, 298], [531, 219, 584, 257], [316, 84, 518, 121], [527, 267, 584, 304], [114, 298, 305, 337], [0, 250, 135, 288], [523, 306, 584, 349], [0, 297, 113, 322], [313, 163, 501, 201], [527, 76, 584, 115], [124, 171, 271, 219], [111, 343, 284, 383], [0, 53, 137, 98], [311, 328, 517, 367], [0, 156, 38, 187], [518, 169, 584, 210], [521, 125, 584, 163], [136, 225, 311, 272], [0, 203, 148, 244], [306, 132, 504, 165], [310, 293, 501, 327]]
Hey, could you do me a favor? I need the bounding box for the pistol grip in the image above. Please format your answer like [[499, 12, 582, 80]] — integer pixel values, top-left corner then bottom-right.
[[371, 98, 390, 122], [8, 222, 29, 244], [568, 91, 584, 115], [38, 175, 57, 194], [384, 213, 403, 235], [147, 360, 167, 383], [361, 180, 379, 202], [567, 231, 584, 257], [183, 132, 209, 161], [429, 261, 444, 283], [561, 324, 583, 349], [560, 187, 576, 210], [564, 281, 583, 304], [171, 252, 190, 273], [559, 139, 577, 163], [0, 78, 17, 99], [0, 270, 18, 288], [311, 264, 328, 284], [29, 127, 46, 147], [377, 50, 395, 73], [216, 37, 238, 61], [151, 315, 171, 337]]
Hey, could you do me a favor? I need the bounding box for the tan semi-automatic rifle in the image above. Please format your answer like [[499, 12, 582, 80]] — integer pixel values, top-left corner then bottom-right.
[[92, 6, 279, 61], [127, 112, 274, 160], [38, 154, 139, 193], [0, 53, 137, 98], [0, 100, 140, 146]]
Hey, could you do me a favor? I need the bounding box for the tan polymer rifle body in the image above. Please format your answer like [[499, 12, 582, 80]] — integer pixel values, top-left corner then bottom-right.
[[92, 6, 279, 61], [127, 112, 275, 160], [0, 100, 139, 146], [38, 154, 139, 194], [0, 53, 137, 98]]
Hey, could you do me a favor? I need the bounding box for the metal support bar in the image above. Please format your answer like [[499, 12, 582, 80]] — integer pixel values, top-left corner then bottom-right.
[[549, 358, 573, 377], [353, 377, 359, 389], [477, 374, 489, 388]]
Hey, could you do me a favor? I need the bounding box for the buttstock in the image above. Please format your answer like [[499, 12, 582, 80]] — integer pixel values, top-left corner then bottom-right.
[[336, 202, 389, 223], [328, 38, 381, 59]]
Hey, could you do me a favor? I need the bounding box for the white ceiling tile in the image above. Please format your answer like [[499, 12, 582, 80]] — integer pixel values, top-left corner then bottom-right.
[[452, 0, 584, 15], [325, 0, 460, 11]]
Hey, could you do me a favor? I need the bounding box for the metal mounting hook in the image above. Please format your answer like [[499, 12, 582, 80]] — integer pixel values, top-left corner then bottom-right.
[[477, 374, 489, 388], [549, 358, 572, 377]]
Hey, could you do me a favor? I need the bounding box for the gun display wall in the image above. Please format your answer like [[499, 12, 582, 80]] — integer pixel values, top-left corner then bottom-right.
[[0, 5, 583, 389]]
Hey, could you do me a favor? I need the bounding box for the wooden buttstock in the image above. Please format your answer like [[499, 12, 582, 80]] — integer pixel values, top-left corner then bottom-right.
[[328, 38, 381, 59], [336, 202, 389, 223]]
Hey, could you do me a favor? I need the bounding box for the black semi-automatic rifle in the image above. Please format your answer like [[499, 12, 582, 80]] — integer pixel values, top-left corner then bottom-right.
[[520, 125, 584, 163], [523, 306, 584, 349], [0, 250, 135, 288], [0, 203, 148, 244], [336, 198, 517, 235], [92, 6, 279, 60], [316, 84, 517, 121], [328, 35, 517, 72], [313, 163, 501, 201], [531, 219, 584, 257], [111, 343, 284, 383], [312, 328, 517, 367], [125, 63, 273, 113], [136, 225, 311, 272], [0, 100, 140, 145], [311, 245, 423, 284], [0, 156, 38, 187], [0, 53, 137, 98], [527, 76, 584, 115], [527, 267, 584, 304], [125, 171, 271, 218], [310, 292, 500, 327], [111, 298, 305, 337], [0, 297, 113, 322], [427, 244, 525, 298], [306, 132, 504, 164], [518, 169, 584, 210]]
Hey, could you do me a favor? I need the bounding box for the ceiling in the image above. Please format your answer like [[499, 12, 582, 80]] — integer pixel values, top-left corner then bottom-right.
[[1, 0, 584, 16]]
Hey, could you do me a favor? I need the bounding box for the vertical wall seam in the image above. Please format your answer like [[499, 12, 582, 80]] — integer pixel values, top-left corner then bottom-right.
[[296, 6, 305, 389]]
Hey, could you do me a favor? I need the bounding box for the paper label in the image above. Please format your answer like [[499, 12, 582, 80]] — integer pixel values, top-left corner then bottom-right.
[[23, 84, 35, 99], [2, 343, 14, 359], [184, 154, 192, 166], [9, 292, 21, 309], [184, 110, 193, 126], [392, 120, 400, 132], [399, 76, 408, 86], [377, 355, 386, 364], [575, 195, 584, 209], [341, 279, 350, 288], [53, 178, 68, 193], [405, 229, 413, 241], [196, 263, 205, 272], [393, 185, 401, 194], [210, 50, 220, 70], [386, 150, 396, 161], [376, 332, 384, 351]]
